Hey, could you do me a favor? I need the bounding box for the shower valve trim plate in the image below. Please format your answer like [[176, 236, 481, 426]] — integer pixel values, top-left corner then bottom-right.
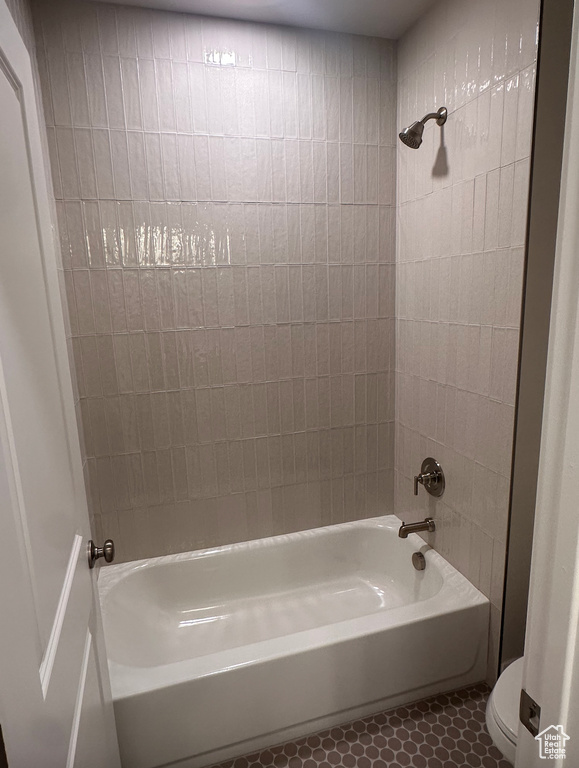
[[414, 457, 445, 497]]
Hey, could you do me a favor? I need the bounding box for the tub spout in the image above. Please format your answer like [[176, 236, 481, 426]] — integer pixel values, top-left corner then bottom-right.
[[398, 518, 436, 538]]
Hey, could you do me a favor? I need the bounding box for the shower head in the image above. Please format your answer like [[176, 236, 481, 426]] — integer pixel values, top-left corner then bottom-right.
[[399, 121, 425, 149], [398, 106, 447, 149]]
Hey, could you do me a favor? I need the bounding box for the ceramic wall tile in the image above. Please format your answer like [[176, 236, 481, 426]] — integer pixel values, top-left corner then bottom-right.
[[396, 0, 539, 683], [18, 0, 539, 690], [34, 0, 397, 563]]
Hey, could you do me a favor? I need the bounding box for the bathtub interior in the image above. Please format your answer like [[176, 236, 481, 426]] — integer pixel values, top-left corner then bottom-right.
[[100, 517, 458, 669]]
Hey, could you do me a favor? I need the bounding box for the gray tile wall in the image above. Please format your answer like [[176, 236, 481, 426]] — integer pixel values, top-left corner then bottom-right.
[[18, 0, 541, 685], [395, 0, 539, 680], [32, 1, 398, 562]]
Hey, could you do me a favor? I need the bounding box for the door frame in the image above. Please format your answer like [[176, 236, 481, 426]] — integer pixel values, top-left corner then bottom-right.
[[516, 0, 579, 764], [500, 0, 575, 671]]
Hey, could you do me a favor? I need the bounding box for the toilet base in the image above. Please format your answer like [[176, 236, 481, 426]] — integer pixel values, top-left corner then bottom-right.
[[486, 688, 517, 764]]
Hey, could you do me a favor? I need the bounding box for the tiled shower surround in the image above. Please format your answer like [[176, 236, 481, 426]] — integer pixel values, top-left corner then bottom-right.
[[395, 0, 539, 678], [32, 1, 397, 561], [29, 0, 540, 681]]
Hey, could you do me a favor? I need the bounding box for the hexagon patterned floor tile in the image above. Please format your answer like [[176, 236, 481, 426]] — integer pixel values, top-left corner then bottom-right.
[[209, 684, 513, 768]]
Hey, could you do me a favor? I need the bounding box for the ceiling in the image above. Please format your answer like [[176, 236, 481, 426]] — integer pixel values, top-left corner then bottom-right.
[[93, 0, 436, 39]]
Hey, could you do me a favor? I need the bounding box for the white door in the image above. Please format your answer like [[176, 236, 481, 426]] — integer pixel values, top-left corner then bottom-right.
[[0, 3, 121, 766], [516, 1, 579, 765]]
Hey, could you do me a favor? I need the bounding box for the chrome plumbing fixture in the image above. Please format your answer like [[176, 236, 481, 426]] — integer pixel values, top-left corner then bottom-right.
[[398, 517, 436, 539], [414, 457, 445, 497], [88, 538, 115, 568], [399, 106, 447, 149]]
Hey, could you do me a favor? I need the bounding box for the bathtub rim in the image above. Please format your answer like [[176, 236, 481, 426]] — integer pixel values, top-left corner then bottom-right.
[[98, 514, 440, 599]]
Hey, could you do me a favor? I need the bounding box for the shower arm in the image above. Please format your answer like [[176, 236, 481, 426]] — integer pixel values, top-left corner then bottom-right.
[[419, 107, 447, 126]]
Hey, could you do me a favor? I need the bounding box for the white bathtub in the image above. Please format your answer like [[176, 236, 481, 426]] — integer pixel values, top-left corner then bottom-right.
[[99, 515, 489, 768]]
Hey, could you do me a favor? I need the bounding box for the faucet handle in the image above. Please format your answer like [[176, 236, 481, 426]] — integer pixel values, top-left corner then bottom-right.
[[414, 458, 445, 498], [414, 470, 433, 495]]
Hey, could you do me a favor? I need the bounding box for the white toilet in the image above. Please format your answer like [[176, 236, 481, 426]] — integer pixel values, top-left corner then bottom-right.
[[486, 657, 524, 764]]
